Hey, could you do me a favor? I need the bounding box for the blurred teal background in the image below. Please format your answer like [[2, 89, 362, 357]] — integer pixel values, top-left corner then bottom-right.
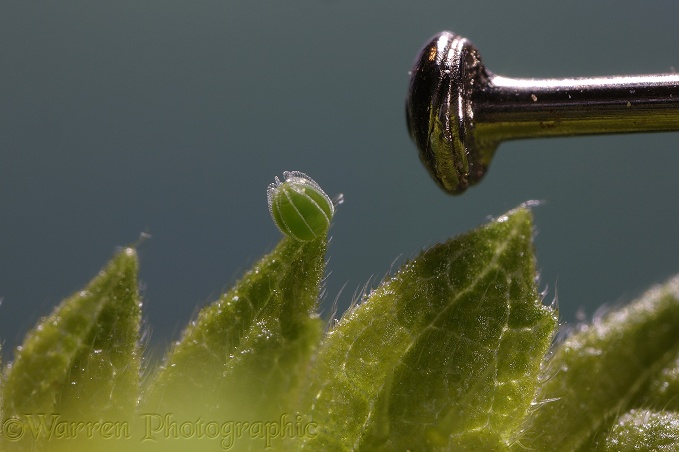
[[2, 1, 678, 357]]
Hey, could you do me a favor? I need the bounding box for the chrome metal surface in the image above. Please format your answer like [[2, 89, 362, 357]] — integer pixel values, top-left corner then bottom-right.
[[406, 31, 679, 195]]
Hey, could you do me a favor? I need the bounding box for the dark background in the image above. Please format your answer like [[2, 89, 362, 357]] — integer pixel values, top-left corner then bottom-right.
[[2, 1, 678, 359]]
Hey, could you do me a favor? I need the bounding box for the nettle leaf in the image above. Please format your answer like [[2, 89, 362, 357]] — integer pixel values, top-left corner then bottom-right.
[[1, 248, 141, 448], [142, 237, 326, 430], [517, 275, 679, 451], [597, 410, 679, 451], [6, 196, 679, 451], [301, 206, 557, 451], [643, 348, 679, 412]]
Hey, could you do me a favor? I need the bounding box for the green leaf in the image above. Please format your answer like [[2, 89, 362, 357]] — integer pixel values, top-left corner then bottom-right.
[[2, 248, 141, 448], [142, 236, 326, 426], [596, 410, 679, 451], [301, 206, 556, 451], [641, 348, 679, 412], [516, 275, 679, 451], [0, 349, 2, 422]]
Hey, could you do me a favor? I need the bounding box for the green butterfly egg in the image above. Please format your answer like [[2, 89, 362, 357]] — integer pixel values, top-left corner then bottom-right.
[[267, 171, 334, 241]]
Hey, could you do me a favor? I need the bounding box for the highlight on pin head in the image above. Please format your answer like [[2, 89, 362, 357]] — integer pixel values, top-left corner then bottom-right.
[[267, 171, 335, 241]]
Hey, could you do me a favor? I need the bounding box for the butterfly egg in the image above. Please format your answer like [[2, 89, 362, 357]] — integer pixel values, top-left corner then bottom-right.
[[267, 171, 334, 241]]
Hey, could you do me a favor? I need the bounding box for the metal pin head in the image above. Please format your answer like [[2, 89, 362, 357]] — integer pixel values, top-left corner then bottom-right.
[[406, 31, 497, 195]]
